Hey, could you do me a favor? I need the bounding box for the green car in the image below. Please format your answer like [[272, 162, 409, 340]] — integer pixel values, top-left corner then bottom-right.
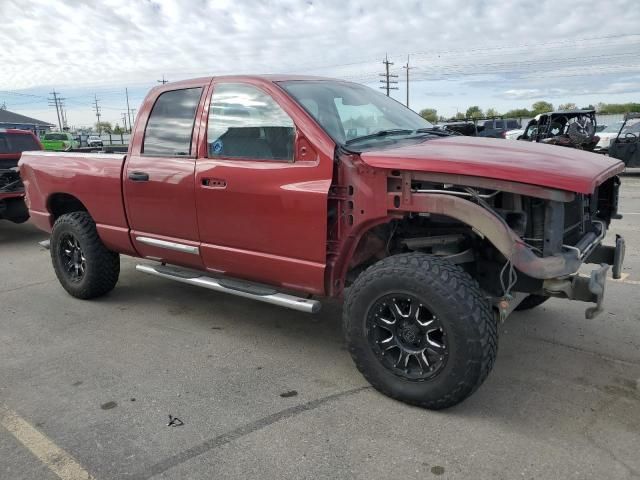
[[41, 132, 79, 151]]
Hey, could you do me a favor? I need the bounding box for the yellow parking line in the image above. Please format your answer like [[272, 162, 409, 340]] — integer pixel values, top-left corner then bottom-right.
[[0, 404, 94, 480]]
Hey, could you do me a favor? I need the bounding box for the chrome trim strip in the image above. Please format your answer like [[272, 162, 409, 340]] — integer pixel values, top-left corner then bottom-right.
[[136, 236, 199, 255], [135, 264, 321, 314], [20, 151, 126, 160]]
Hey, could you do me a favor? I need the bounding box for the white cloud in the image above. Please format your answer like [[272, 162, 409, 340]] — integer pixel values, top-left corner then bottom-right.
[[1, 0, 640, 125]]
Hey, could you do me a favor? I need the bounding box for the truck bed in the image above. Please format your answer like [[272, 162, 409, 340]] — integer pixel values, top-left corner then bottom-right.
[[19, 151, 132, 252]]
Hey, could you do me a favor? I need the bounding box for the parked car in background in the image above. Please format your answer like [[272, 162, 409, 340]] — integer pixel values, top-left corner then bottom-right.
[[518, 110, 599, 150], [609, 113, 640, 167], [505, 128, 525, 140], [20, 75, 625, 410], [41, 132, 79, 151], [477, 118, 521, 138], [0, 128, 42, 223], [86, 135, 103, 148], [440, 118, 521, 138]]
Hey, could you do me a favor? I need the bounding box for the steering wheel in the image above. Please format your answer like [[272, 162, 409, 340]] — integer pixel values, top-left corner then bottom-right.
[[624, 132, 638, 142]]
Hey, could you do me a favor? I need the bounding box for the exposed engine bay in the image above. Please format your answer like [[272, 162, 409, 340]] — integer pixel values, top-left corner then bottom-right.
[[345, 174, 623, 319]]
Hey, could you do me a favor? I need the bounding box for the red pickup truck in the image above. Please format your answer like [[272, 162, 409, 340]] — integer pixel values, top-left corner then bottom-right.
[[20, 75, 625, 409], [1, 128, 42, 223]]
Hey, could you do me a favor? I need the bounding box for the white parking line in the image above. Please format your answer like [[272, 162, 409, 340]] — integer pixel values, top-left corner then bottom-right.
[[0, 404, 94, 480]]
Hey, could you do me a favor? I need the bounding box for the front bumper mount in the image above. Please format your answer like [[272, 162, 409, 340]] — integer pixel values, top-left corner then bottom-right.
[[543, 235, 625, 319]]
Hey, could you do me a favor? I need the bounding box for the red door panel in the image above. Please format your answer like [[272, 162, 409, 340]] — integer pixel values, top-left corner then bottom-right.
[[195, 158, 331, 294], [124, 156, 203, 269]]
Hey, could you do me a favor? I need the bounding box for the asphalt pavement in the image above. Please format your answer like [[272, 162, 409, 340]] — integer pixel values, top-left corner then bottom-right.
[[1, 176, 639, 479]]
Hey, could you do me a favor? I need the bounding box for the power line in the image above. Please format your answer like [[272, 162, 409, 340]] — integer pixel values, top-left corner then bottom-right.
[[379, 54, 398, 97]]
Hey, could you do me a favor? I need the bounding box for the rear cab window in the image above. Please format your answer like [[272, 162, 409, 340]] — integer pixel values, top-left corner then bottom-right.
[[142, 87, 203, 156], [207, 83, 295, 161]]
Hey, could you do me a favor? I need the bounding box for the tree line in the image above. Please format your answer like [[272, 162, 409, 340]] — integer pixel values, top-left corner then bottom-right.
[[95, 121, 127, 134], [419, 102, 640, 123]]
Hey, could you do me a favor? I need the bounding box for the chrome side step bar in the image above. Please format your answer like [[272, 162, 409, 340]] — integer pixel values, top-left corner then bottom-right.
[[135, 264, 321, 314]]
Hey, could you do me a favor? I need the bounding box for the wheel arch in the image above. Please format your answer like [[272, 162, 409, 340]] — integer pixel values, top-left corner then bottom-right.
[[48, 193, 89, 221]]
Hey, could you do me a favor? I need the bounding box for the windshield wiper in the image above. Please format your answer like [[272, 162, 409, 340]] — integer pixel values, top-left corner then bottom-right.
[[345, 127, 454, 145], [415, 127, 456, 137], [345, 129, 414, 145]]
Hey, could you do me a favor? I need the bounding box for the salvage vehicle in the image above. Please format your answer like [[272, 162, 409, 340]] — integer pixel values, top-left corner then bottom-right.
[[608, 113, 640, 167], [20, 76, 625, 409], [440, 120, 476, 136], [518, 110, 599, 150], [0, 128, 42, 223], [41, 132, 79, 151]]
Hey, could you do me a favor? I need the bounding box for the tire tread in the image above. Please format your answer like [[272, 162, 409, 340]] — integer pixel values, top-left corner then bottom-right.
[[51, 212, 120, 299], [343, 253, 497, 409]]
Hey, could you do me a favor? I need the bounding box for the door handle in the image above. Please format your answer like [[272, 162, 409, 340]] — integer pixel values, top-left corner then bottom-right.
[[129, 171, 149, 182], [201, 178, 227, 189]]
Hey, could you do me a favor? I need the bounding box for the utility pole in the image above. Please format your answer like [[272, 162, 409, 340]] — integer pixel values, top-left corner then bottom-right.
[[48, 90, 63, 131], [379, 54, 398, 97], [58, 97, 68, 129], [402, 54, 414, 108], [93, 95, 102, 134], [157, 75, 168, 85], [121, 113, 128, 132], [125, 88, 132, 133]]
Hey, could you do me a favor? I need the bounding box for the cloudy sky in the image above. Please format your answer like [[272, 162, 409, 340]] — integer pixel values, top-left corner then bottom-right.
[[1, 0, 640, 128]]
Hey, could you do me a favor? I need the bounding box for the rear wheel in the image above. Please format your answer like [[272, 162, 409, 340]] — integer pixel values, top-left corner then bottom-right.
[[51, 212, 120, 299], [343, 253, 497, 410]]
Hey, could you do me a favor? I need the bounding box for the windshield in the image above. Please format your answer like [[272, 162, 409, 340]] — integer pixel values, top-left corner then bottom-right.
[[602, 120, 640, 134], [601, 122, 624, 133], [43, 133, 67, 141], [279, 80, 432, 146], [623, 119, 640, 133]]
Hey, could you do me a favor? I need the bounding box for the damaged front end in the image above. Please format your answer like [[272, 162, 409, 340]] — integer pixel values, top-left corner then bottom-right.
[[384, 171, 625, 320]]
